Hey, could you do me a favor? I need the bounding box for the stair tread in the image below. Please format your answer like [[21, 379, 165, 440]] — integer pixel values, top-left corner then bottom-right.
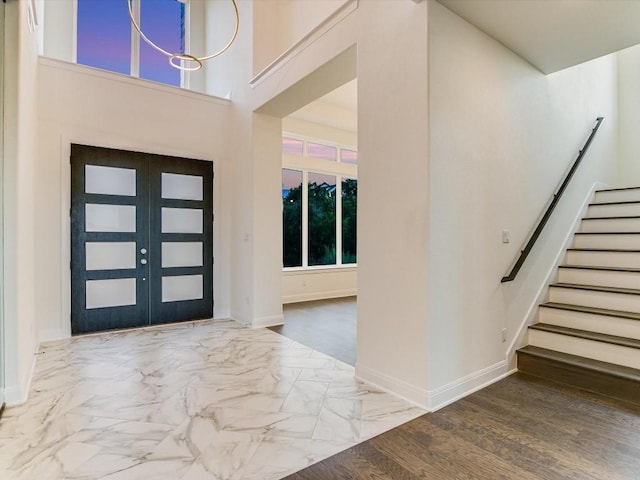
[[595, 186, 640, 193], [575, 231, 640, 235], [551, 282, 640, 296], [518, 345, 640, 382], [567, 247, 640, 253], [541, 301, 640, 321], [529, 323, 640, 349], [559, 264, 640, 273], [583, 215, 640, 220], [589, 200, 640, 206]]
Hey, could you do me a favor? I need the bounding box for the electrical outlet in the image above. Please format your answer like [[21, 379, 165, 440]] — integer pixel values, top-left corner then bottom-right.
[[502, 230, 510, 244], [501, 328, 507, 343]]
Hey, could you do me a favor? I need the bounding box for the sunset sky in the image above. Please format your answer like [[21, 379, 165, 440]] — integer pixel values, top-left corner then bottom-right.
[[77, 0, 184, 86]]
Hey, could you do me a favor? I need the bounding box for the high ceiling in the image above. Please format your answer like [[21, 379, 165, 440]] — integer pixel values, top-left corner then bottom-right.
[[438, 0, 640, 74], [288, 1, 640, 131]]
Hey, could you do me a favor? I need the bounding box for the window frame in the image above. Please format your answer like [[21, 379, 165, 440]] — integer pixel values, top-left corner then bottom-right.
[[75, 0, 190, 88], [282, 133, 358, 271]]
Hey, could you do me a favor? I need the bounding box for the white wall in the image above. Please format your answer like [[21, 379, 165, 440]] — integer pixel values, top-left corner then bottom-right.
[[283, 269, 356, 304], [253, 0, 350, 75], [36, 59, 233, 340], [25, 0, 624, 413], [283, 116, 356, 147], [251, 0, 432, 405], [3, 1, 40, 404], [617, 44, 640, 185], [427, 1, 618, 407]]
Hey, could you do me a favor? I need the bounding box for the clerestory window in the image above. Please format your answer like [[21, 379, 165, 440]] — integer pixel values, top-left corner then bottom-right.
[[77, 0, 186, 87], [282, 136, 358, 269]]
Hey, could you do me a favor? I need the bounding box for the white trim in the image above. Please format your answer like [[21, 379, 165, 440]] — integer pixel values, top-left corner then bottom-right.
[[4, 347, 38, 406], [283, 288, 356, 304], [302, 170, 309, 267], [38, 57, 230, 105], [283, 132, 357, 158], [427, 361, 513, 411], [506, 181, 611, 362], [39, 329, 68, 343], [355, 364, 431, 410], [250, 0, 359, 88], [284, 153, 357, 178], [60, 137, 72, 340], [251, 314, 285, 329], [356, 361, 517, 412], [181, 0, 191, 90], [336, 179, 342, 263], [230, 310, 251, 328], [71, 0, 78, 63], [283, 265, 357, 275], [130, 0, 140, 79]]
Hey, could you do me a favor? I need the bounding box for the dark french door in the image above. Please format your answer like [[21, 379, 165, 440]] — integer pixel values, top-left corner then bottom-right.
[[71, 144, 213, 334]]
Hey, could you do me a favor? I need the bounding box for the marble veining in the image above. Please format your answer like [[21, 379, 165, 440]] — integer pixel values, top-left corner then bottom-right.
[[0, 320, 425, 479]]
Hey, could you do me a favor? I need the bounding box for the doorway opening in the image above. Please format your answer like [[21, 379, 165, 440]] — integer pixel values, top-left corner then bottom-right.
[[271, 78, 358, 365]]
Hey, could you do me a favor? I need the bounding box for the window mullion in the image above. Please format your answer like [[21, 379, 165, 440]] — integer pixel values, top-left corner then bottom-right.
[[181, 0, 190, 89], [302, 170, 309, 268], [130, 0, 141, 77], [336, 178, 342, 266]]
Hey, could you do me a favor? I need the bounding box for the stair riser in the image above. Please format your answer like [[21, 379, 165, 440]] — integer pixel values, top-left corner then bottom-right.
[[573, 234, 640, 250], [549, 287, 640, 313], [517, 351, 640, 406], [587, 203, 640, 218], [566, 250, 640, 268], [581, 218, 640, 232], [558, 268, 640, 290], [594, 190, 640, 204], [528, 329, 640, 369], [539, 307, 640, 340]]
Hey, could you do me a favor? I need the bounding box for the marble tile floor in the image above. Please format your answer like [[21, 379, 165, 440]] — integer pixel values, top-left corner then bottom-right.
[[0, 319, 425, 480]]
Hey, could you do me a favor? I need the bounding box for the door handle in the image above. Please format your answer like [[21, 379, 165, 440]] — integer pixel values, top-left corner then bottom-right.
[[140, 259, 148, 265], [140, 248, 147, 254]]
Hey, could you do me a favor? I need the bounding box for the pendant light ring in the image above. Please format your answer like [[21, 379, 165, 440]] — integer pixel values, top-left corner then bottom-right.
[[127, 0, 239, 71]]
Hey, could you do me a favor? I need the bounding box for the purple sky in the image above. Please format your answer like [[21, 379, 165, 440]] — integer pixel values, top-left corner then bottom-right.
[[77, 0, 184, 86]]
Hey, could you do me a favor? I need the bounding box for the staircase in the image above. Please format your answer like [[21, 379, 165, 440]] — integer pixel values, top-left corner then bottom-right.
[[518, 187, 640, 405]]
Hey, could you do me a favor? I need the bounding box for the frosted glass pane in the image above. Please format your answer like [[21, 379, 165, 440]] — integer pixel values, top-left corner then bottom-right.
[[86, 204, 136, 232], [162, 208, 203, 233], [162, 173, 203, 200], [162, 274, 203, 302], [86, 242, 136, 270], [86, 278, 136, 309], [162, 242, 203, 268], [86, 165, 136, 196]]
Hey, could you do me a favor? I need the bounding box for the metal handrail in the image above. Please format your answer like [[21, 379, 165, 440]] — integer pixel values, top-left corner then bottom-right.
[[501, 117, 605, 283]]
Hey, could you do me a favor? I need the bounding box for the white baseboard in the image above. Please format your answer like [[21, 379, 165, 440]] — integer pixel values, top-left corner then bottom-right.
[[355, 364, 430, 410], [39, 328, 68, 343], [282, 289, 357, 304], [427, 361, 514, 411], [356, 361, 516, 412], [252, 314, 285, 328], [5, 348, 39, 406]]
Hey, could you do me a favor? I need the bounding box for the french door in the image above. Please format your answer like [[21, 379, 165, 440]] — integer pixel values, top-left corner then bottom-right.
[[71, 144, 213, 334]]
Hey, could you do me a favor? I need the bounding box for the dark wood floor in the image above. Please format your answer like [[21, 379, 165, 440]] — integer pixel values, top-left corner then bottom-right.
[[270, 296, 356, 365], [285, 373, 640, 480]]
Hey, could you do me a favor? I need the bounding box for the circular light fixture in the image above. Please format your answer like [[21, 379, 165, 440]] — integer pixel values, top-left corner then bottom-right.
[[127, 0, 239, 72]]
